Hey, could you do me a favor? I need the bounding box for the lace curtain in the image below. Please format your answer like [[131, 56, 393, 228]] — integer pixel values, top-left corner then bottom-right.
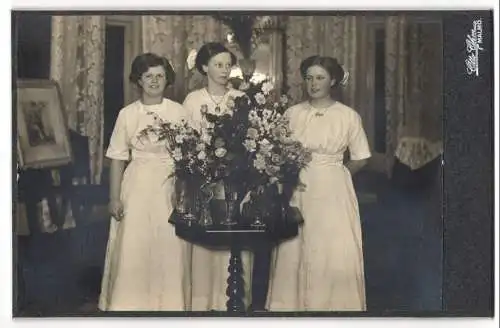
[[285, 16, 358, 108], [386, 16, 443, 173], [50, 16, 105, 184], [285, 14, 442, 175]]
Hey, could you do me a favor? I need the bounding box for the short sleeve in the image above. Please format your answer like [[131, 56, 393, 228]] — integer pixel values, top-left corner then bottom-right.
[[182, 92, 202, 131], [348, 112, 371, 161], [106, 110, 130, 161], [283, 104, 300, 131]]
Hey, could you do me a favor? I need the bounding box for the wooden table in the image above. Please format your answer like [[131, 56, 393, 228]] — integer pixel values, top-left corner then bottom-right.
[[171, 210, 299, 312]]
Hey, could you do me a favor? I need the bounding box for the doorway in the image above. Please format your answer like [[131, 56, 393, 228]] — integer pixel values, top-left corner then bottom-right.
[[102, 16, 141, 179]]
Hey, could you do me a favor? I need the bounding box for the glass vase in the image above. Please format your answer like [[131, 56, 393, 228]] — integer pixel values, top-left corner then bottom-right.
[[220, 181, 238, 226], [250, 186, 267, 228], [175, 178, 198, 224], [198, 184, 214, 226]]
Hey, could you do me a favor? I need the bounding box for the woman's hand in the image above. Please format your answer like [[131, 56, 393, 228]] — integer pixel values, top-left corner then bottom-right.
[[109, 199, 125, 221], [109, 159, 126, 221]]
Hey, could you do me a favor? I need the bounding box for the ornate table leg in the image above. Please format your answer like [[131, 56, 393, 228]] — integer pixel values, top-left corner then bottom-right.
[[226, 242, 245, 312]]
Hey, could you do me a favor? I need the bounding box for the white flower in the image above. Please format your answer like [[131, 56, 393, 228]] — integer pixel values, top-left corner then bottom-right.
[[261, 81, 274, 95], [243, 139, 257, 152], [262, 109, 272, 119], [259, 138, 273, 154], [201, 133, 212, 144], [197, 150, 207, 160], [175, 134, 184, 144], [246, 128, 259, 139], [226, 96, 235, 109], [239, 81, 250, 91], [255, 93, 266, 105], [254, 154, 267, 171], [215, 147, 227, 158], [196, 143, 206, 151], [186, 49, 198, 70], [173, 148, 182, 161]]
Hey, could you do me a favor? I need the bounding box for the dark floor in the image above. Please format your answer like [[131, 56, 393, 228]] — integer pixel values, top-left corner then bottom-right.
[[14, 167, 443, 316]]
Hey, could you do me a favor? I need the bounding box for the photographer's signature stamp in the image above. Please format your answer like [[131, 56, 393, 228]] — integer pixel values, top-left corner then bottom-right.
[[465, 19, 484, 76]]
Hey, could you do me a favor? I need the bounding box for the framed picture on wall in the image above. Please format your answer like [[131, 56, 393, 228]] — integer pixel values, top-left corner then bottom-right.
[[16, 79, 73, 169]]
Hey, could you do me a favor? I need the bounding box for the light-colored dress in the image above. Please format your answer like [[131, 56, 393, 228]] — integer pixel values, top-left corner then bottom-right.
[[266, 101, 371, 311], [183, 87, 254, 311], [98, 98, 192, 311]]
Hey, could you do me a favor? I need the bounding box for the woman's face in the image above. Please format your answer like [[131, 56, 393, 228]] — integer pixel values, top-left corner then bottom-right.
[[139, 65, 167, 97], [203, 52, 233, 86], [304, 65, 335, 100]]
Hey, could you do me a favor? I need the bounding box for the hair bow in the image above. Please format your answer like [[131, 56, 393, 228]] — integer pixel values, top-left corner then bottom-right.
[[340, 70, 349, 86], [186, 49, 198, 70]]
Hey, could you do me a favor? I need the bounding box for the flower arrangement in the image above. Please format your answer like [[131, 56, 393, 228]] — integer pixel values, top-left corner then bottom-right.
[[138, 117, 206, 181], [230, 81, 312, 223], [138, 114, 242, 224], [138, 80, 311, 229]]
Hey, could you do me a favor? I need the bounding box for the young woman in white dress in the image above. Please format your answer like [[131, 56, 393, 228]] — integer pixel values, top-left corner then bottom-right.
[[183, 42, 253, 311], [266, 55, 371, 311], [98, 53, 192, 311]]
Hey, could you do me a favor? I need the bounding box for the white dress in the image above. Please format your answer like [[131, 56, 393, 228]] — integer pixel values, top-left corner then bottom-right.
[[183, 88, 254, 311], [266, 101, 371, 311], [98, 98, 192, 311]]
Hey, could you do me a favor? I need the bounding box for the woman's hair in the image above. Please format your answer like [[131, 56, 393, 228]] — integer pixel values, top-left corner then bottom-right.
[[299, 55, 345, 87], [129, 53, 176, 88], [195, 42, 237, 75]]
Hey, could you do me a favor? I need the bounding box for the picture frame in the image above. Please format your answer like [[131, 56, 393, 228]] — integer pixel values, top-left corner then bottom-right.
[[16, 79, 73, 169]]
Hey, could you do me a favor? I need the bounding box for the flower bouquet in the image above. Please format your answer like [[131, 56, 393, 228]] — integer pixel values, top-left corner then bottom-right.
[[138, 80, 311, 233], [197, 95, 257, 225], [138, 116, 225, 226]]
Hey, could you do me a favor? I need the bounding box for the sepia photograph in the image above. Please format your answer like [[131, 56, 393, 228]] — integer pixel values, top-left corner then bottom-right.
[[16, 79, 73, 169], [23, 100, 55, 147], [10, 8, 494, 319]]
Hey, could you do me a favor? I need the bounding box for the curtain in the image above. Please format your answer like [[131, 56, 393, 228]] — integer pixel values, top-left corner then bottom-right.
[[50, 16, 106, 184], [285, 14, 443, 176], [384, 15, 408, 175], [141, 15, 230, 103], [386, 16, 443, 174], [284, 16, 358, 109]]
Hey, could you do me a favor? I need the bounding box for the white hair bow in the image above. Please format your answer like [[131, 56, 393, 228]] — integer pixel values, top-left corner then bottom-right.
[[340, 70, 349, 86], [186, 49, 198, 70]]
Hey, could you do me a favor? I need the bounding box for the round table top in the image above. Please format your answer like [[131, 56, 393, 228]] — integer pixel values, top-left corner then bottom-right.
[[171, 211, 299, 249]]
